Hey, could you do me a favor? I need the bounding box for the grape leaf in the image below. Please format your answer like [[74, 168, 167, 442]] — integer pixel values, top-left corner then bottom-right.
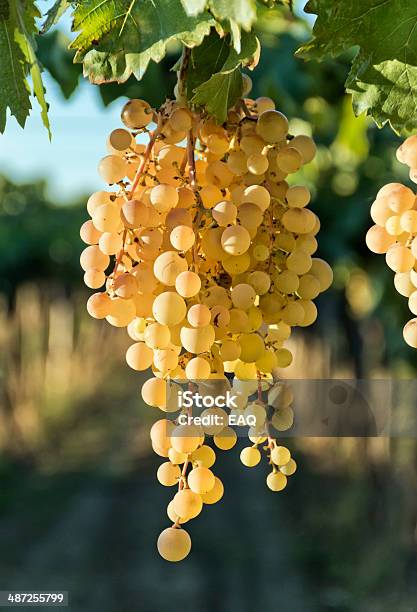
[[187, 30, 259, 122], [208, 0, 257, 31], [0, 7, 31, 132], [297, 0, 417, 135], [15, 1, 51, 138], [41, 0, 71, 34], [70, 0, 215, 84]]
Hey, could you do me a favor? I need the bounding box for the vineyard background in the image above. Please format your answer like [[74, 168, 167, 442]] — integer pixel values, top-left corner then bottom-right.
[[0, 2, 417, 610]]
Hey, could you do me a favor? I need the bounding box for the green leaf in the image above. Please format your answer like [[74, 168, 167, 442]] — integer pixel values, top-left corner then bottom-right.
[[14, 2, 51, 138], [0, 9, 31, 132], [70, 0, 216, 84], [192, 67, 243, 123], [208, 0, 257, 31], [187, 29, 259, 122], [41, 0, 71, 34], [297, 0, 417, 135]]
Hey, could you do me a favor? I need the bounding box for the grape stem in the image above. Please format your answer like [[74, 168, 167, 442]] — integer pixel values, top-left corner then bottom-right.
[[187, 129, 202, 276], [130, 120, 161, 196], [257, 370, 275, 451]]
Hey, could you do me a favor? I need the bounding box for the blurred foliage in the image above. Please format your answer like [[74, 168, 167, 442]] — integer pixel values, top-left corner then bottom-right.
[[0, 176, 85, 296]]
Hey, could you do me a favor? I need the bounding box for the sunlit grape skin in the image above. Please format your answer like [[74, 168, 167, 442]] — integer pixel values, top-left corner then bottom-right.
[[80, 93, 331, 562]]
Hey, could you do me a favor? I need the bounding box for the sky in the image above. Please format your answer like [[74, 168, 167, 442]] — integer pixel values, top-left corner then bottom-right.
[[0, 1, 311, 205]]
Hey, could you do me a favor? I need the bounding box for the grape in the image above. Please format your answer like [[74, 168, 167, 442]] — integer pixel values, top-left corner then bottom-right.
[[80, 220, 102, 245], [274, 270, 299, 294], [282, 208, 316, 234], [256, 110, 289, 143], [240, 447, 261, 467], [397, 135, 417, 167], [87, 292, 112, 319], [240, 135, 264, 155], [206, 160, 234, 188], [157, 527, 191, 562], [213, 427, 237, 450], [80, 245, 110, 271], [141, 377, 167, 408], [276, 147, 302, 174], [280, 302, 304, 326], [266, 472, 287, 491], [157, 462, 181, 486], [309, 258, 333, 291], [150, 184, 179, 212], [191, 445, 216, 468], [121, 99, 152, 129], [239, 333, 265, 362], [290, 135, 316, 163], [286, 249, 312, 274], [241, 185, 270, 211], [84, 269, 106, 289], [385, 244, 414, 272], [152, 292, 186, 326], [212, 201, 237, 226], [295, 234, 318, 255], [150, 419, 173, 450], [400, 210, 417, 233], [394, 272, 415, 297], [247, 153, 269, 175], [158, 145, 184, 169], [126, 342, 154, 370], [200, 184, 223, 209], [255, 96, 275, 113], [227, 150, 248, 175], [403, 318, 417, 347], [175, 271, 201, 298], [121, 200, 149, 229], [298, 299, 317, 327], [248, 270, 271, 294], [231, 283, 256, 309], [221, 225, 251, 255], [92, 204, 120, 233], [114, 273, 138, 298], [201, 477, 224, 504], [180, 325, 215, 354], [99, 232, 123, 255], [297, 274, 321, 299], [87, 191, 113, 216], [187, 467, 215, 494], [107, 128, 133, 152], [171, 424, 202, 454], [187, 304, 211, 328], [237, 202, 264, 228], [286, 185, 310, 208], [170, 107, 192, 132], [219, 340, 241, 361], [185, 356, 211, 379], [366, 225, 396, 253], [271, 407, 294, 431], [98, 155, 127, 184], [201, 227, 227, 260], [170, 225, 195, 251], [144, 322, 171, 349], [154, 251, 188, 286]]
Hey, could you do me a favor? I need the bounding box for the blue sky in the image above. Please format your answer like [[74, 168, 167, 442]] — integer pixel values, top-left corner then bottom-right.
[[0, 1, 311, 205]]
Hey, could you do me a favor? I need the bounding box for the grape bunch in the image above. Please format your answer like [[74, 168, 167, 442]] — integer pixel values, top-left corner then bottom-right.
[[366, 135, 417, 348], [80, 88, 332, 561]]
